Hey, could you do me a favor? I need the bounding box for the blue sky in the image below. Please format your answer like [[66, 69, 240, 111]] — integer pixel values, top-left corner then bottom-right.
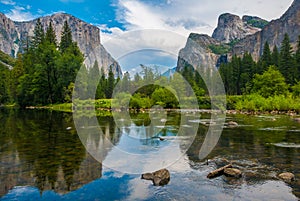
[[0, 0, 294, 73]]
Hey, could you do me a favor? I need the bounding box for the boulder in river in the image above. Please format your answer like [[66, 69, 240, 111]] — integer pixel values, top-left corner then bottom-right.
[[293, 118, 300, 123], [224, 168, 242, 178], [227, 121, 238, 127], [278, 172, 295, 182], [141, 168, 170, 186]]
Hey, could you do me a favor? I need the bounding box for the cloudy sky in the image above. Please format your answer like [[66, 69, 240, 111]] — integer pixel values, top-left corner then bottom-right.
[[0, 0, 294, 72]]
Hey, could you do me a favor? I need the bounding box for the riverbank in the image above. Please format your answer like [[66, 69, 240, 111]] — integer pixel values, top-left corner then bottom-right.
[[4, 94, 300, 116]]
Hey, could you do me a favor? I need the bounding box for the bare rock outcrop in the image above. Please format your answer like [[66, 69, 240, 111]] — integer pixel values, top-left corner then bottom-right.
[[212, 13, 261, 43]]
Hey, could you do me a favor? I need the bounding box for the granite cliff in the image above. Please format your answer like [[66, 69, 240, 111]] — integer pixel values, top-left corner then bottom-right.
[[0, 12, 121, 75], [177, 0, 300, 70], [233, 0, 300, 60], [212, 13, 262, 43]]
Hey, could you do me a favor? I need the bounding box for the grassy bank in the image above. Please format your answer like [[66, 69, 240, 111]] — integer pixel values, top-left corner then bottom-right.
[[9, 94, 300, 114], [227, 94, 300, 113]]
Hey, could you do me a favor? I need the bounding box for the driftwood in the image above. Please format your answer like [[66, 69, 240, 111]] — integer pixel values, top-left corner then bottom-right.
[[207, 164, 232, 179]]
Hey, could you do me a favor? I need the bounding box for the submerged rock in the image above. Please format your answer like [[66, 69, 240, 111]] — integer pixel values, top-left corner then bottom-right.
[[141, 169, 170, 186], [224, 168, 242, 178], [278, 172, 295, 182]]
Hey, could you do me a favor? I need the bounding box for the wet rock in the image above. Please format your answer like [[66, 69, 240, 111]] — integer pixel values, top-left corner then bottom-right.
[[141, 173, 153, 180], [224, 168, 242, 178], [141, 169, 170, 186], [293, 118, 300, 123], [227, 121, 238, 127], [278, 172, 295, 182]]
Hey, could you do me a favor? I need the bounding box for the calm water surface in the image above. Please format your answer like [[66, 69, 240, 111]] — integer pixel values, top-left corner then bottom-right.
[[0, 109, 300, 200]]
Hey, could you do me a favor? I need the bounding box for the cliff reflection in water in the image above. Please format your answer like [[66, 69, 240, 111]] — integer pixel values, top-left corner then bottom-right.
[[0, 109, 119, 196]]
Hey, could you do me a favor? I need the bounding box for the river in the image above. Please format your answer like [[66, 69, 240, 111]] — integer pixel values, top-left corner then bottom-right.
[[0, 109, 299, 200]]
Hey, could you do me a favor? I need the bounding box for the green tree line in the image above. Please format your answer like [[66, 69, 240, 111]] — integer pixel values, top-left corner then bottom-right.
[[0, 19, 118, 107], [219, 34, 300, 96]]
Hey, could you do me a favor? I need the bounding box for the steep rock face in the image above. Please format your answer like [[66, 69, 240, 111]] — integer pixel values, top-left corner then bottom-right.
[[233, 0, 300, 61], [176, 33, 220, 71], [212, 13, 261, 43], [0, 13, 19, 57], [0, 13, 121, 75]]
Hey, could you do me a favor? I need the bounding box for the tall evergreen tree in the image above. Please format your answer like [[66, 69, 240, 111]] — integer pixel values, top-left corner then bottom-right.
[[45, 21, 57, 46], [231, 55, 242, 94], [60, 21, 72, 52], [97, 68, 107, 99], [88, 61, 100, 99], [32, 19, 45, 49], [9, 53, 24, 101], [261, 41, 272, 69], [240, 52, 255, 93], [271, 45, 279, 67], [295, 35, 300, 81], [106, 66, 115, 99], [279, 33, 296, 86]]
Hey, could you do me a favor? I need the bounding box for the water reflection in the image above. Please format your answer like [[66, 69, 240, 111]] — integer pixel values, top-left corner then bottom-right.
[[74, 109, 200, 173], [0, 110, 300, 200], [0, 109, 101, 196]]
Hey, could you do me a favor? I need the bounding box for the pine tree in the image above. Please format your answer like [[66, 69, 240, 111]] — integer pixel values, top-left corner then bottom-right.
[[271, 45, 279, 67], [60, 21, 72, 52], [45, 21, 57, 46], [231, 55, 242, 95], [88, 61, 100, 99], [97, 68, 106, 99], [295, 35, 300, 81], [32, 19, 45, 49], [279, 33, 296, 86], [260, 41, 272, 71], [240, 52, 255, 93], [106, 66, 115, 99], [9, 53, 24, 101]]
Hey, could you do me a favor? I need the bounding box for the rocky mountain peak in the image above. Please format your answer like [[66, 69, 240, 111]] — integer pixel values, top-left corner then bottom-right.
[[212, 13, 262, 43], [233, 0, 300, 60], [176, 33, 220, 71], [0, 12, 122, 75]]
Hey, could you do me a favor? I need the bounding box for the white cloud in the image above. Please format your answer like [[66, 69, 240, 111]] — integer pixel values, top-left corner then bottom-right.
[[115, 0, 293, 36], [102, 0, 293, 70], [6, 6, 36, 21], [0, 0, 15, 5], [37, 9, 44, 14], [98, 24, 126, 43]]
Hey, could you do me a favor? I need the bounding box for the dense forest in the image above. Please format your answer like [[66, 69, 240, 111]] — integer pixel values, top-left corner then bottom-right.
[[0, 19, 117, 107], [1, 18, 300, 111]]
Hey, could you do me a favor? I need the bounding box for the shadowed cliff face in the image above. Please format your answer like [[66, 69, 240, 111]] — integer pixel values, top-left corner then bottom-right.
[[0, 13, 122, 75]]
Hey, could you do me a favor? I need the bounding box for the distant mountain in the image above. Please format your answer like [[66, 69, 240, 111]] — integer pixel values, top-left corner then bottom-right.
[[161, 67, 176, 78], [0, 12, 122, 75], [177, 0, 300, 70]]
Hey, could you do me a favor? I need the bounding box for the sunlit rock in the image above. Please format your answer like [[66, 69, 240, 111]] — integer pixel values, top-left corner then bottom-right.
[[224, 168, 242, 178], [141, 169, 170, 186], [278, 172, 295, 182]]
